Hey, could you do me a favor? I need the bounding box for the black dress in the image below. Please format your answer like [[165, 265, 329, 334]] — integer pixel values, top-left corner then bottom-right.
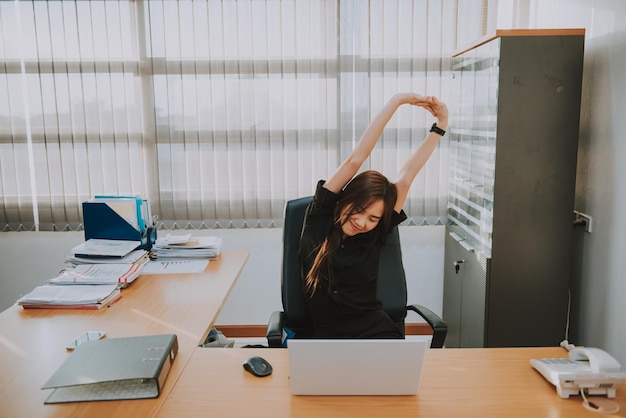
[[298, 180, 407, 339]]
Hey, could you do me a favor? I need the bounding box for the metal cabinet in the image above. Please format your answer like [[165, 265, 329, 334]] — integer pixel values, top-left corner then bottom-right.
[[443, 29, 585, 347], [443, 231, 490, 347]]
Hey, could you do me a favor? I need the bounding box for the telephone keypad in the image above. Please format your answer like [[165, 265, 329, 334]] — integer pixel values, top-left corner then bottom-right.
[[537, 358, 590, 372]]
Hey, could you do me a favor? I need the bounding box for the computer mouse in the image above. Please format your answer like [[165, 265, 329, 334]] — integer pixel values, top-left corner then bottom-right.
[[242, 356, 273, 377]]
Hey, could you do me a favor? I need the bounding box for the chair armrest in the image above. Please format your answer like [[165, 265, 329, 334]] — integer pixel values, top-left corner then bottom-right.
[[407, 304, 448, 348], [266, 311, 285, 348]]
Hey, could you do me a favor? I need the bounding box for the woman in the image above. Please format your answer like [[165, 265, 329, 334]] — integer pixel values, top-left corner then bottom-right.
[[298, 93, 448, 339]]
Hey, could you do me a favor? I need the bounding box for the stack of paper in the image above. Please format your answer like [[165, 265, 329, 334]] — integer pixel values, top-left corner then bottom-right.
[[66, 249, 149, 266], [150, 235, 223, 260], [71, 239, 141, 258], [15, 240, 150, 310], [66, 239, 149, 268], [17, 284, 121, 310], [47, 263, 145, 288]]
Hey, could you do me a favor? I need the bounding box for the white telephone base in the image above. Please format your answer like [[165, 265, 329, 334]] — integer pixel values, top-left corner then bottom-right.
[[531, 348, 626, 399]]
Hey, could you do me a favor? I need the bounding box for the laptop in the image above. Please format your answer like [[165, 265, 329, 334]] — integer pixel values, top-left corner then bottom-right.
[[287, 335, 432, 395]]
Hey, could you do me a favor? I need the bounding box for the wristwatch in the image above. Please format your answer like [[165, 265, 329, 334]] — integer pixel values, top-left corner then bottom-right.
[[429, 123, 446, 136]]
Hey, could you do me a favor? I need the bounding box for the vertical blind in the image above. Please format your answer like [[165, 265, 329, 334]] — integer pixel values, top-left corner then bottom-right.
[[0, 0, 492, 231]]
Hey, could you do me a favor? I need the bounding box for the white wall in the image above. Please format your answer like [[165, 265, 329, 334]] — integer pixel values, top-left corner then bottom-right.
[[573, 20, 626, 365], [0, 226, 445, 325]]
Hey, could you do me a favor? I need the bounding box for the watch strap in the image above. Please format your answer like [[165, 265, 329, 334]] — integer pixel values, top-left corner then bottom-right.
[[429, 123, 446, 136]]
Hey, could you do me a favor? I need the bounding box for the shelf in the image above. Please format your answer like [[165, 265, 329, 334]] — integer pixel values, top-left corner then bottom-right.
[[446, 214, 492, 258], [447, 36, 499, 257]]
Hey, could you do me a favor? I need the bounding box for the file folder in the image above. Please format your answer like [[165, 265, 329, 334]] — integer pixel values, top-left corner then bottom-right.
[[42, 334, 178, 403], [93, 195, 146, 232], [82, 201, 157, 250]]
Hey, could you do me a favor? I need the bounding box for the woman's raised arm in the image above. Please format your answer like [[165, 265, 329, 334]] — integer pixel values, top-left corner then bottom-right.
[[323, 93, 433, 194], [393, 96, 448, 212]]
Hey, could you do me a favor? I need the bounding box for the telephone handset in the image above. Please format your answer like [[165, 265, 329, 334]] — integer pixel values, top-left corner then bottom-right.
[[531, 347, 626, 398]]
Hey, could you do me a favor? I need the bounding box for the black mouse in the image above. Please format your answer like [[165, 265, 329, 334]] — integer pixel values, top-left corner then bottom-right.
[[242, 356, 273, 377]]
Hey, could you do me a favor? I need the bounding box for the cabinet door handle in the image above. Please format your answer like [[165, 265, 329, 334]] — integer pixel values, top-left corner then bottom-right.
[[453, 260, 465, 274]]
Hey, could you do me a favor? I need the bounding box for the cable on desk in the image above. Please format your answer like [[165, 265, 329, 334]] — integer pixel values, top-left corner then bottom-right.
[[581, 389, 620, 414]]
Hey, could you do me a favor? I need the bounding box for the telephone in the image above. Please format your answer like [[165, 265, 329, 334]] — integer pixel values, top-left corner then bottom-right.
[[531, 347, 626, 398]]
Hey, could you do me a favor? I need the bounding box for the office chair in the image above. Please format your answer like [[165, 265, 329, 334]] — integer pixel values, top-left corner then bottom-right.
[[266, 196, 447, 348]]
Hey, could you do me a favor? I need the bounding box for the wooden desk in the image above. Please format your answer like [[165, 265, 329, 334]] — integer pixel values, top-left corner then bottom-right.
[[158, 347, 626, 418], [0, 250, 249, 418]]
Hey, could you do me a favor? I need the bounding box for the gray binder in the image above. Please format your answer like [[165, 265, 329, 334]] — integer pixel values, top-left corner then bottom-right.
[[42, 334, 178, 403]]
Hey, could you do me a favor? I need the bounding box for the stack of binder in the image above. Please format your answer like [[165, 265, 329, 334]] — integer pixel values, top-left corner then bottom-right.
[[82, 195, 157, 250]]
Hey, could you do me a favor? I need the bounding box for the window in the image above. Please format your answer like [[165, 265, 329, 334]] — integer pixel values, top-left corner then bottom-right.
[[0, 0, 493, 231]]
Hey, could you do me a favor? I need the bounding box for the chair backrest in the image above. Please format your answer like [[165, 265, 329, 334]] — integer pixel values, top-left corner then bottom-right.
[[281, 196, 408, 337]]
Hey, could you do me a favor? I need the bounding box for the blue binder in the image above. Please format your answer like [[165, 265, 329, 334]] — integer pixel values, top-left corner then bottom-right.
[[82, 201, 157, 250], [93, 195, 147, 232]]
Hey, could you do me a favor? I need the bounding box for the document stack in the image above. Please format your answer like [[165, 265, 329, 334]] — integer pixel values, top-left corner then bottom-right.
[[65, 239, 150, 268], [47, 263, 145, 288], [63, 239, 149, 287], [15, 239, 149, 310], [17, 284, 121, 310], [150, 234, 223, 260]]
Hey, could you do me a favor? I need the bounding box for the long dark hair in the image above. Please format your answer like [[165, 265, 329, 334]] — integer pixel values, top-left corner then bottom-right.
[[305, 170, 398, 294]]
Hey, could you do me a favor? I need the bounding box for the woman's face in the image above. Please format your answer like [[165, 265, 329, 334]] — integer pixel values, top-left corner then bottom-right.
[[340, 199, 385, 237]]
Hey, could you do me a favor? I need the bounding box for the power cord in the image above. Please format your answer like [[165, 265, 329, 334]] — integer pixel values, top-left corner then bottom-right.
[[560, 289, 576, 352], [560, 339, 575, 352], [581, 389, 620, 414]]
